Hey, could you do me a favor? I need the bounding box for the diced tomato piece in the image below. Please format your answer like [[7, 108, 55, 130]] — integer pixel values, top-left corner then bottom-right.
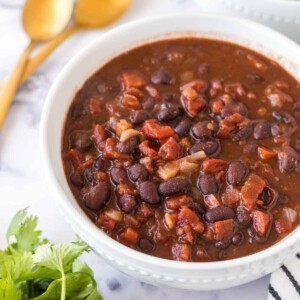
[[171, 243, 190, 261], [136, 203, 154, 223], [178, 231, 194, 244], [119, 227, 140, 244], [257, 146, 277, 160], [120, 71, 146, 88], [87, 98, 102, 114], [203, 194, 221, 208], [165, 194, 192, 210], [221, 186, 240, 207], [158, 137, 182, 160], [252, 210, 271, 237], [92, 124, 107, 145], [181, 95, 206, 118], [180, 80, 208, 93], [177, 206, 204, 233], [138, 140, 158, 158], [275, 218, 292, 235], [97, 213, 116, 231], [63, 148, 83, 169], [202, 223, 214, 240], [214, 219, 234, 241], [142, 119, 174, 139], [241, 173, 266, 211], [77, 159, 93, 173], [202, 158, 228, 173], [121, 94, 141, 109], [116, 184, 137, 196], [103, 138, 130, 160]]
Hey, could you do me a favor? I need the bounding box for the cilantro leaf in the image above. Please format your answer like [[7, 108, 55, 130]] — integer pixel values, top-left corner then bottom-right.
[[33, 242, 89, 273], [33, 273, 101, 300], [0, 278, 22, 300], [1, 209, 102, 300], [6, 208, 43, 254]]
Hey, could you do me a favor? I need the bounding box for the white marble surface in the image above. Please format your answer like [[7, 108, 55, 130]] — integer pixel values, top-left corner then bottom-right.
[[1, 0, 299, 299]]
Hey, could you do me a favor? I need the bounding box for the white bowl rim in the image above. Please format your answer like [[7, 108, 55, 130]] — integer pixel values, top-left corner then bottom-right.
[[41, 13, 300, 271]]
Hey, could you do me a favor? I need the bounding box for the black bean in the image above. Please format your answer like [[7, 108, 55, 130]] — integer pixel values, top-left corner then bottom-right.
[[221, 102, 248, 118], [117, 136, 139, 154], [162, 93, 177, 103], [198, 173, 218, 195], [139, 238, 154, 252], [271, 124, 281, 137], [110, 167, 128, 184], [117, 194, 137, 213], [130, 110, 149, 124], [71, 131, 93, 152], [294, 139, 300, 153], [218, 249, 228, 260], [70, 172, 83, 187], [227, 161, 248, 185], [142, 97, 155, 110], [190, 140, 221, 157], [279, 146, 300, 173], [233, 124, 252, 142], [94, 156, 105, 170], [231, 232, 244, 245], [128, 163, 148, 182], [258, 186, 278, 210], [192, 121, 210, 140], [243, 142, 258, 155], [236, 206, 252, 227], [139, 181, 160, 204], [83, 182, 111, 210], [215, 240, 231, 249], [158, 177, 189, 196], [151, 69, 175, 85], [158, 106, 180, 122], [205, 206, 235, 223], [197, 63, 210, 76], [272, 111, 296, 125], [187, 202, 205, 216], [174, 118, 192, 137], [84, 168, 94, 183], [253, 121, 271, 140]]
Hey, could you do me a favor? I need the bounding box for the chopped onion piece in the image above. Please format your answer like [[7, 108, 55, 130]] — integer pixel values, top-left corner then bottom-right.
[[104, 208, 123, 222], [179, 160, 199, 176], [123, 214, 140, 228], [282, 207, 298, 224], [157, 150, 206, 180], [120, 129, 140, 143]]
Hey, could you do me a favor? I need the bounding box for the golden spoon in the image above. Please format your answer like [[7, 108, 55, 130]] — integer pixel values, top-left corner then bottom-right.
[[0, 0, 73, 129], [20, 0, 133, 84]]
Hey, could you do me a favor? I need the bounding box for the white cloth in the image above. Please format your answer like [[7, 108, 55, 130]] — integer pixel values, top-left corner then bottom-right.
[[268, 254, 300, 300]]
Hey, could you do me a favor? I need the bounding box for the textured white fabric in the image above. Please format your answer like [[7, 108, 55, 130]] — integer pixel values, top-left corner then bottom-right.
[[268, 254, 300, 300]]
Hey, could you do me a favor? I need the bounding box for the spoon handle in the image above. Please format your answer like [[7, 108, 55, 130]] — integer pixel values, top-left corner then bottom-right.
[[21, 26, 80, 84], [0, 41, 36, 129]]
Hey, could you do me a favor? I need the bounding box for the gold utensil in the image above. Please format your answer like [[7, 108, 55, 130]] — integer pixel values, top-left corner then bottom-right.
[[21, 0, 133, 84], [0, 0, 73, 129]]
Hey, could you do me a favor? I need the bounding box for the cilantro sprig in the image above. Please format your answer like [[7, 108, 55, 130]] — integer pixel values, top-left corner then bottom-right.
[[0, 208, 103, 300]]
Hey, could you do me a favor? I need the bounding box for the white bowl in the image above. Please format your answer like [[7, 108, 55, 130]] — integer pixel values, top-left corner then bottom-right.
[[195, 0, 300, 43], [41, 14, 300, 290]]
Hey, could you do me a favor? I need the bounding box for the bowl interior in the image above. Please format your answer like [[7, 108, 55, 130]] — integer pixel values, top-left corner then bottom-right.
[[41, 14, 300, 269]]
